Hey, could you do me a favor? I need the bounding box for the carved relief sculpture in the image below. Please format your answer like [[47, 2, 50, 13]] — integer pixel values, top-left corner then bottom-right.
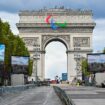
[[23, 37, 39, 46], [73, 37, 90, 47]]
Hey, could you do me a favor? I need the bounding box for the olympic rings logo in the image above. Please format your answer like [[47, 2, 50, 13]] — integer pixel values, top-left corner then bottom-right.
[[45, 15, 67, 30]]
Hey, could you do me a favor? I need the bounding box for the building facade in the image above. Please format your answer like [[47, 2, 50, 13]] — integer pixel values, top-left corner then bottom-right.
[[17, 8, 95, 82]]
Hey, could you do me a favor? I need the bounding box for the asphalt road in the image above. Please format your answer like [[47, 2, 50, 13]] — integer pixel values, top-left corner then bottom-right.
[[61, 86, 105, 105], [0, 86, 63, 105]]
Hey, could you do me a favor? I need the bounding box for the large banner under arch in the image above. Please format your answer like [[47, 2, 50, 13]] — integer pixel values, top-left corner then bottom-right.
[[87, 53, 105, 72], [0, 44, 5, 77], [11, 56, 29, 74]]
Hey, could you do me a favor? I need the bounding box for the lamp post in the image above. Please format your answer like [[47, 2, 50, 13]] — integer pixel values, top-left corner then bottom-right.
[[33, 44, 40, 83]]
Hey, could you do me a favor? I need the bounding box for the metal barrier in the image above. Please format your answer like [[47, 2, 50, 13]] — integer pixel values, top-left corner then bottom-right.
[[53, 86, 75, 105], [0, 84, 36, 94]]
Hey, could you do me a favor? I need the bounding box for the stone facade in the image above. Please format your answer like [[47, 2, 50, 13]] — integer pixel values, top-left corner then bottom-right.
[[17, 8, 95, 82]]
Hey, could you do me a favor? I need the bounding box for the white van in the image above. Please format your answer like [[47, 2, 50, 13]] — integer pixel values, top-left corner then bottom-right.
[[95, 72, 105, 87]]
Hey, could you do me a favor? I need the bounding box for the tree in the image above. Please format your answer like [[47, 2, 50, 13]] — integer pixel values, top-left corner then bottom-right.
[[11, 36, 29, 56], [0, 19, 32, 85], [0, 19, 2, 36], [81, 59, 90, 76], [103, 47, 105, 53], [28, 60, 33, 76]]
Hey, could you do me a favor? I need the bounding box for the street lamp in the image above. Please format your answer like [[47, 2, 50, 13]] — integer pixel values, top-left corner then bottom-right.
[[33, 44, 40, 83]]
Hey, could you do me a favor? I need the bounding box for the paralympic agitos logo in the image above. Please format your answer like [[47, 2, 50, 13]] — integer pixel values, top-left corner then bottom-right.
[[45, 15, 67, 30]]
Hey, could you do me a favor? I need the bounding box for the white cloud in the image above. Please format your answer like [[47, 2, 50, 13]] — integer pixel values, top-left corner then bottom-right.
[[0, 11, 19, 35], [93, 19, 105, 52], [45, 42, 67, 79]]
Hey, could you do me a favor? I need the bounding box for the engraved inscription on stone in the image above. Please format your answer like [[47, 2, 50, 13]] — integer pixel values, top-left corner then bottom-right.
[[19, 27, 93, 33], [73, 37, 90, 47], [23, 37, 39, 46]]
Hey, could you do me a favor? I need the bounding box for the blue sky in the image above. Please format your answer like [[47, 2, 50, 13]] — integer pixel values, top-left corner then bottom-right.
[[0, 0, 105, 79], [0, 0, 105, 18]]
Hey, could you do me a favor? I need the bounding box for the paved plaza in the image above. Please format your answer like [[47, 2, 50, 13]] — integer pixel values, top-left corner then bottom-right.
[[1, 85, 105, 105], [61, 86, 105, 105], [0, 87, 63, 105]]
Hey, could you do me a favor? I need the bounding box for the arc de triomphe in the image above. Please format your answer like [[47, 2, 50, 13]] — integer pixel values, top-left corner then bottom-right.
[[17, 8, 95, 82]]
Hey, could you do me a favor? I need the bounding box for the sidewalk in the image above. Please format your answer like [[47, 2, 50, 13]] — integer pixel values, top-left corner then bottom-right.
[[62, 86, 105, 105], [0, 86, 63, 105]]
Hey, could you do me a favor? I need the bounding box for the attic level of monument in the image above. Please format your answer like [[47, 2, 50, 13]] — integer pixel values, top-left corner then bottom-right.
[[19, 8, 93, 16]]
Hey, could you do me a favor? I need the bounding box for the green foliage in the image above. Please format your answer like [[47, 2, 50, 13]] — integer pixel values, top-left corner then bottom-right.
[[81, 59, 90, 76], [28, 60, 33, 76], [0, 18, 32, 77], [0, 19, 2, 36], [11, 36, 29, 56], [103, 47, 105, 53]]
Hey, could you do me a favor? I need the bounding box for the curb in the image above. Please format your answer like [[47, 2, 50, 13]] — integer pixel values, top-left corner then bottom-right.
[[53, 86, 75, 105]]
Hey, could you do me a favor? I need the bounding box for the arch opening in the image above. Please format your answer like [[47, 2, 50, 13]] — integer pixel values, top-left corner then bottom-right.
[[45, 41, 67, 81], [43, 37, 69, 51]]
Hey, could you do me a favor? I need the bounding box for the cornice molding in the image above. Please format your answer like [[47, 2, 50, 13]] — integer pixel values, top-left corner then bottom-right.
[[16, 23, 96, 28], [66, 49, 93, 53]]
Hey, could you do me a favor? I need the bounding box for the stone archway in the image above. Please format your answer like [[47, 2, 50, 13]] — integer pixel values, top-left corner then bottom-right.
[[44, 41, 67, 80], [17, 8, 95, 82], [41, 35, 70, 80], [42, 35, 70, 50]]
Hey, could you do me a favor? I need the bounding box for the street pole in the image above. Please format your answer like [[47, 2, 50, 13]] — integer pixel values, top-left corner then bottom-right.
[[33, 57, 37, 83], [35, 56, 38, 83], [33, 44, 40, 84]]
